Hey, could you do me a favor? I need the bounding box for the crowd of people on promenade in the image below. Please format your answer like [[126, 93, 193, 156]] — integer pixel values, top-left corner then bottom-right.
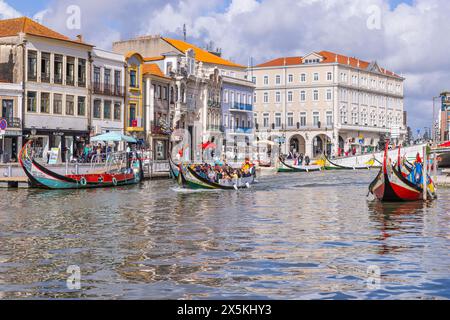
[[191, 158, 255, 184]]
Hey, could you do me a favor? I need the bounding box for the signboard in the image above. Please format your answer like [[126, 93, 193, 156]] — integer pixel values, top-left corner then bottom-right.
[[48, 148, 60, 165], [0, 119, 7, 136]]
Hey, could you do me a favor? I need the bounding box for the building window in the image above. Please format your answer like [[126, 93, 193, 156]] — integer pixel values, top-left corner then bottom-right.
[[223, 90, 228, 103], [163, 87, 168, 100], [300, 73, 306, 82], [66, 95, 74, 115], [78, 96, 86, 116], [41, 52, 50, 83], [93, 100, 101, 119], [103, 100, 111, 119], [54, 54, 63, 84], [114, 103, 121, 121], [252, 76, 256, 84], [361, 109, 368, 125], [78, 58, 86, 87], [287, 112, 294, 127], [327, 72, 332, 81], [351, 108, 358, 124], [53, 94, 62, 114], [130, 69, 137, 88], [288, 74, 293, 83], [276, 75, 281, 85], [275, 113, 282, 128], [66, 57, 75, 86], [326, 89, 332, 101], [313, 112, 320, 127], [313, 73, 319, 81], [27, 50, 37, 81], [253, 93, 256, 104], [104, 69, 111, 93], [300, 90, 306, 102], [263, 76, 269, 85], [39, 92, 50, 113], [300, 112, 307, 127], [263, 113, 269, 127], [340, 107, 347, 124], [27, 91, 37, 112], [114, 70, 122, 95], [287, 91, 293, 102], [275, 92, 281, 103], [313, 90, 319, 101], [157, 86, 162, 99], [326, 111, 333, 126], [94, 66, 101, 91], [263, 92, 269, 103]]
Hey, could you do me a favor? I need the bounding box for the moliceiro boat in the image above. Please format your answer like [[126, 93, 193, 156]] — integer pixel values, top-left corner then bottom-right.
[[277, 157, 322, 173], [19, 140, 143, 189], [176, 161, 256, 190], [369, 143, 436, 202], [322, 154, 375, 170]]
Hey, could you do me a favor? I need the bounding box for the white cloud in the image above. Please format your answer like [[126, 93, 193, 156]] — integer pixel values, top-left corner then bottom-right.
[[0, 0, 21, 19]]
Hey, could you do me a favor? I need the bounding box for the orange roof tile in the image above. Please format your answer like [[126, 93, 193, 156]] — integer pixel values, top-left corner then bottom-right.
[[142, 63, 170, 79], [256, 50, 400, 78], [0, 17, 93, 46], [163, 37, 245, 69], [144, 56, 165, 62]]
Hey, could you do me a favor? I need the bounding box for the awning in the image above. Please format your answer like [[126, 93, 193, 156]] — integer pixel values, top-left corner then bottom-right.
[[91, 132, 137, 143]]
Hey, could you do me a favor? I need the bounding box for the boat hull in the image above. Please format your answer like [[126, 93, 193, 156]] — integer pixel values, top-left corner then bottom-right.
[[277, 158, 322, 172]]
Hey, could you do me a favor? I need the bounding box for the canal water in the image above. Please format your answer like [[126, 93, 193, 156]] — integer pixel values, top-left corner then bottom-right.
[[0, 170, 449, 300]]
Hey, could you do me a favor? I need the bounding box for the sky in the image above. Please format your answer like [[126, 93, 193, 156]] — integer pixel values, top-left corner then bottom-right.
[[0, 0, 446, 135]]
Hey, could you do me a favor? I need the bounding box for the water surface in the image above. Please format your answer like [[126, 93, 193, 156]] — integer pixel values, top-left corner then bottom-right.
[[0, 170, 449, 299]]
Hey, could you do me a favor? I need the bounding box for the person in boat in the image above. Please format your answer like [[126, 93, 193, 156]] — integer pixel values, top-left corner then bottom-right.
[[415, 152, 422, 164], [299, 153, 304, 165]]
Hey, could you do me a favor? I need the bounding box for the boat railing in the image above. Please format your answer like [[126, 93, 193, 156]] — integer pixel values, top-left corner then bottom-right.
[[89, 152, 130, 173]]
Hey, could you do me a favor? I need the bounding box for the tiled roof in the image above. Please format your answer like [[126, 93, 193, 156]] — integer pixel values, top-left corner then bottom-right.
[[162, 37, 245, 69], [144, 56, 165, 62], [256, 50, 400, 78], [142, 63, 170, 79], [0, 17, 92, 46]]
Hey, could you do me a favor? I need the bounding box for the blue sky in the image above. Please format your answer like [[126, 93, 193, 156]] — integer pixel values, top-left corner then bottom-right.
[[0, 0, 447, 134]]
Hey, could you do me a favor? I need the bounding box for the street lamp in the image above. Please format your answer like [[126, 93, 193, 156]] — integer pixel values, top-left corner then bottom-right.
[[432, 96, 440, 145]]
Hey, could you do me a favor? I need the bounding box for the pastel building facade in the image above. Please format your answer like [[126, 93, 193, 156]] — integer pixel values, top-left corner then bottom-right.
[[251, 51, 406, 158]]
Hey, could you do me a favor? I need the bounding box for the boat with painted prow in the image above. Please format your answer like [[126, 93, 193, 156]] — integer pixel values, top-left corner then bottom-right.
[[19, 140, 143, 189], [322, 154, 375, 170], [369, 142, 436, 202], [176, 164, 256, 190], [277, 157, 322, 173]]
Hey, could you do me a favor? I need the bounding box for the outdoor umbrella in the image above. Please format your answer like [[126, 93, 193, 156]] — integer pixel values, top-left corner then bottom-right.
[[91, 132, 137, 143]]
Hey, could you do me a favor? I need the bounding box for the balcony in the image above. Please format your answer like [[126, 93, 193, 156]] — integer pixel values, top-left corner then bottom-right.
[[151, 121, 171, 136], [1, 117, 21, 129], [208, 100, 221, 108], [228, 127, 253, 134], [93, 83, 125, 97], [230, 103, 253, 112], [207, 125, 225, 133]]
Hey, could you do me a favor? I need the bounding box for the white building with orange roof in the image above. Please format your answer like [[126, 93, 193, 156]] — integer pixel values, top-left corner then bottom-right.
[[0, 17, 93, 162], [251, 51, 406, 158]]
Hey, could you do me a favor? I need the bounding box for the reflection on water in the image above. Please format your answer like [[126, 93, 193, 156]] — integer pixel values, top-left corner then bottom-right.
[[0, 171, 449, 299]]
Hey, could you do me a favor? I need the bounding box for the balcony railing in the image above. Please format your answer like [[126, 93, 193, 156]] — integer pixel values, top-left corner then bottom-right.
[[54, 74, 63, 84], [93, 83, 125, 97], [1, 117, 21, 129], [41, 73, 50, 83], [208, 100, 221, 108], [151, 121, 171, 135], [231, 103, 253, 112], [228, 127, 253, 134], [66, 77, 75, 86], [207, 125, 225, 132]]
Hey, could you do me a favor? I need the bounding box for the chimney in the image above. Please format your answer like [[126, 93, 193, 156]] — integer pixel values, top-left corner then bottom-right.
[[76, 34, 83, 42]]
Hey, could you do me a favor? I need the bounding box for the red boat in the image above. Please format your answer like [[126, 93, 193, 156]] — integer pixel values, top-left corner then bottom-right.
[[369, 142, 436, 202]]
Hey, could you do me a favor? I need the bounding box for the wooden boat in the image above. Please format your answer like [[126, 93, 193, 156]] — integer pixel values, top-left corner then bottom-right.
[[168, 154, 180, 180], [19, 140, 143, 189], [177, 164, 256, 190], [277, 157, 322, 173], [322, 154, 374, 170], [369, 143, 436, 202]]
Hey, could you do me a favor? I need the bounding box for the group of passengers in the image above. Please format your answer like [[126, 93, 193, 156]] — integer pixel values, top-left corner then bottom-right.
[[191, 158, 255, 184]]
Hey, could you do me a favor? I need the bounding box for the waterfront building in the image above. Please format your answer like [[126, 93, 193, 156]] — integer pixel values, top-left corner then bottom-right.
[[142, 62, 175, 160], [439, 92, 450, 142], [251, 51, 406, 158], [91, 48, 125, 138], [113, 36, 254, 161], [0, 17, 93, 162]]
